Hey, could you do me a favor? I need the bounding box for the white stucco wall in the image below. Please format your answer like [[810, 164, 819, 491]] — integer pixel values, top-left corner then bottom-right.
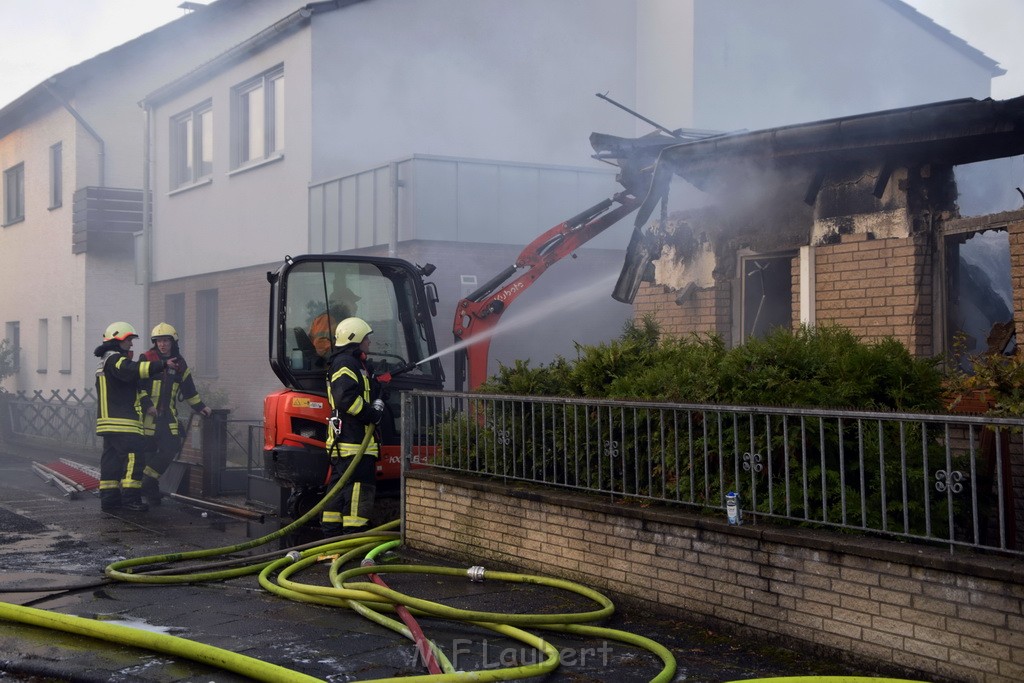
[[0, 0, 311, 395], [636, 0, 697, 133], [308, 0, 642, 182], [693, 0, 997, 132], [149, 29, 313, 283], [0, 108, 90, 392]]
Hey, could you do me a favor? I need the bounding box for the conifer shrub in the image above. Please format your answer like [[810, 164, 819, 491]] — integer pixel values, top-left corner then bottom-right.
[[479, 318, 945, 411]]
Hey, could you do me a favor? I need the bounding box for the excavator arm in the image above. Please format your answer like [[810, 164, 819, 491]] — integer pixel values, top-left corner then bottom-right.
[[452, 191, 641, 391], [451, 126, 699, 391]]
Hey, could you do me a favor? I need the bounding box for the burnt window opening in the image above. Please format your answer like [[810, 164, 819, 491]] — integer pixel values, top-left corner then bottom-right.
[[952, 157, 1024, 218], [946, 228, 1013, 372], [741, 252, 795, 342]]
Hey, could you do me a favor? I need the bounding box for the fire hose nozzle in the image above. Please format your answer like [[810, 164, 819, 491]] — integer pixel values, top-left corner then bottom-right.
[[376, 362, 418, 384]]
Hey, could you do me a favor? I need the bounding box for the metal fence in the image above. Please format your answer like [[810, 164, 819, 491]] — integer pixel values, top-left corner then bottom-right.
[[402, 390, 1024, 557], [3, 389, 100, 451]]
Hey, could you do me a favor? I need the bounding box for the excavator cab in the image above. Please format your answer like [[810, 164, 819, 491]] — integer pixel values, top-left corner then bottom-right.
[[263, 254, 443, 515]]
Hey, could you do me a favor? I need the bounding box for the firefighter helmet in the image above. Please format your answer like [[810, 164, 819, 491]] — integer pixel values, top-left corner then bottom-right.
[[335, 317, 372, 346], [103, 322, 138, 341], [151, 322, 178, 342]]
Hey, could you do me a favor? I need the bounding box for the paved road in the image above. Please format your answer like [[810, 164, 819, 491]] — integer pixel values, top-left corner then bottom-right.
[[0, 437, 903, 682]]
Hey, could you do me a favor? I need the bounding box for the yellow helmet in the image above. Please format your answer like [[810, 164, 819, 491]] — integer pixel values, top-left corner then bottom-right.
[[151, 322, 178, 342], [103, 322, 138, 341], [335, 317, 372, 346]]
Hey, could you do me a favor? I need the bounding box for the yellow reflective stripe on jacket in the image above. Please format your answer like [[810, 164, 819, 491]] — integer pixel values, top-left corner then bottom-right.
[[96, 417, 144, 433], [328, 366, 369, 417], [333, 442, 379, 457], [96, 377, 109, 419]]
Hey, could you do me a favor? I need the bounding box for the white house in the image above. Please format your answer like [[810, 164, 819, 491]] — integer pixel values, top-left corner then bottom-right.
[[2, 0, 1004, 423], [0, 0, 309, 396]]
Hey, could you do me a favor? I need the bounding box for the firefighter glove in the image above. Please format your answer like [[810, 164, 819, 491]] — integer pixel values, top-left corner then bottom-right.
[[372, 399, 386, 423]]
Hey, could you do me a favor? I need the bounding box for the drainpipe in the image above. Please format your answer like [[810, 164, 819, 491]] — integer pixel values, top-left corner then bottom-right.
[[44, 82, 105, 187], [389, 161, 400, 257], [141, 103, 153, 336]]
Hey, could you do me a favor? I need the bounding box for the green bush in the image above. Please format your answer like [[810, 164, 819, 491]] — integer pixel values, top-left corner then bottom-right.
[[480, 318, 945, 412], [0, 338, 16, 388]]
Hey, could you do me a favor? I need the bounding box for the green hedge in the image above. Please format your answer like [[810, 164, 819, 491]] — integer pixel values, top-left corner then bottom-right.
[[480, 318, 946, 412]]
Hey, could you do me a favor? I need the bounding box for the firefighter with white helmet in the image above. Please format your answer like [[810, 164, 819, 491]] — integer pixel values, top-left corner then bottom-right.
[[321, 316, 386, 536], [94, 322, 180, 513], [138, 323, 212, 505]]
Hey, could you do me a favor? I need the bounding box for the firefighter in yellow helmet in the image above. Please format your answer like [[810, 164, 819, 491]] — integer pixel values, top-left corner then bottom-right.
[[138, 323, 212, 505], [94, 322, 180, 513], [321, 317, 386, 536]]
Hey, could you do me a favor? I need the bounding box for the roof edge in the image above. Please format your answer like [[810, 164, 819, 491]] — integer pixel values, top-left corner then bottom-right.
[[140, 0, 368, 108]]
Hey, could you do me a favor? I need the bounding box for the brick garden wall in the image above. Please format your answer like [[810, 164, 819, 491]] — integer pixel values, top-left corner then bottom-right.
[[405, 471, 1024, 683]]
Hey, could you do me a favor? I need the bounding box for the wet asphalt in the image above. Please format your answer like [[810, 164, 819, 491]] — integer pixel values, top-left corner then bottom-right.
[[0, 438, 902, 683]]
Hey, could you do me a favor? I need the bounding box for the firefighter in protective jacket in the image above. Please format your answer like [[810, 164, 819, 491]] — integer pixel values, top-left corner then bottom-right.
[[139, 323, 212, 505], [321, 317, 385, 536], [94, 322, 179, 513]]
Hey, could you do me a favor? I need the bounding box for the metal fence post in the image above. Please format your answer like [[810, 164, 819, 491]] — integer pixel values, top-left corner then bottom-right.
[[201, 409, 230, 496]]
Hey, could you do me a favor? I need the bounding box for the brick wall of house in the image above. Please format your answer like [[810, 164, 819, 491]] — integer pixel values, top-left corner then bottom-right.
[[812, 232, 934, 356], [633, 231, 934, 354], [1006, 219, 1024, 545], [632, 279, 731, 339], [149, 261, 281, 423], [1009, 219, 1024, 345], [405, 471, 1024, 683]]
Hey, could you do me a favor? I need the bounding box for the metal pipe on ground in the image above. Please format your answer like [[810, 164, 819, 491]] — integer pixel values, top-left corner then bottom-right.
[[168, 493, 265, 522]]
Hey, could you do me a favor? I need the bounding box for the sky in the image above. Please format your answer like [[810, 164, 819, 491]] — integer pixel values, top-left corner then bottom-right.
[[1, 0, 1024, 110]]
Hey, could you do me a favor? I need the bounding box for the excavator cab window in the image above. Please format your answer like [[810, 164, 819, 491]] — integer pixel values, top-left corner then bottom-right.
[[270, 255, 442, 396]]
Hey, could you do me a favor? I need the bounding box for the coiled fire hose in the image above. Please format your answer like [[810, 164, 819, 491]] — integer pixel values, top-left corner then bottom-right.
[[3, 423, 914, 682]]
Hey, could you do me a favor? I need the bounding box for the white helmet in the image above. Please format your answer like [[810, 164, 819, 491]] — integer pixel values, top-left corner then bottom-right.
[[103, 322, 138, 341], [335, 317, 372, 346]]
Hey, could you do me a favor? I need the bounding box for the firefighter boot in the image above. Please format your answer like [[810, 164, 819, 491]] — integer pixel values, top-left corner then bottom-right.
[[121, 489, 149, 513], [141, 476, 163, 506], [100, 489, 123, 512]]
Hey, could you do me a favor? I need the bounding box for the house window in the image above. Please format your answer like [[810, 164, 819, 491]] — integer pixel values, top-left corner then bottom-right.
[[171, 102, 213, 188], [741, 252, 795, 341], [165, 293, 186, 340], [196, 289, 218, 375], [4, 321, 20, 373], [945, 228, 1013, 370], [37, 319, 48, 373], [49, 143, 62, 209], [60, 316, 72, 373], [4, 163, 25, 225], [232, 66, 284, 168]]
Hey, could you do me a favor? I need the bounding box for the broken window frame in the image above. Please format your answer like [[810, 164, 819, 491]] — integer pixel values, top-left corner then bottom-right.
[[941, 223, 1014, 371], [734, 249, 797, 345]]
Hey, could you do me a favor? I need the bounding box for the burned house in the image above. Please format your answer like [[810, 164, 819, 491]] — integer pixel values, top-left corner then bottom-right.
[[614, 96, 1024, 361]]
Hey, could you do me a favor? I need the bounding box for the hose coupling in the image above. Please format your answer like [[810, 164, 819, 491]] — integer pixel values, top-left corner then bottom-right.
[[467, 565, 486, 582], [285, 550, 302, 562], [361, 559, 376, 567]]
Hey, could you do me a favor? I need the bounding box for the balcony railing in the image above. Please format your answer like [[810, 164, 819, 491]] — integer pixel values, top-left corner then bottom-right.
[[72, 186, 147, 254]]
